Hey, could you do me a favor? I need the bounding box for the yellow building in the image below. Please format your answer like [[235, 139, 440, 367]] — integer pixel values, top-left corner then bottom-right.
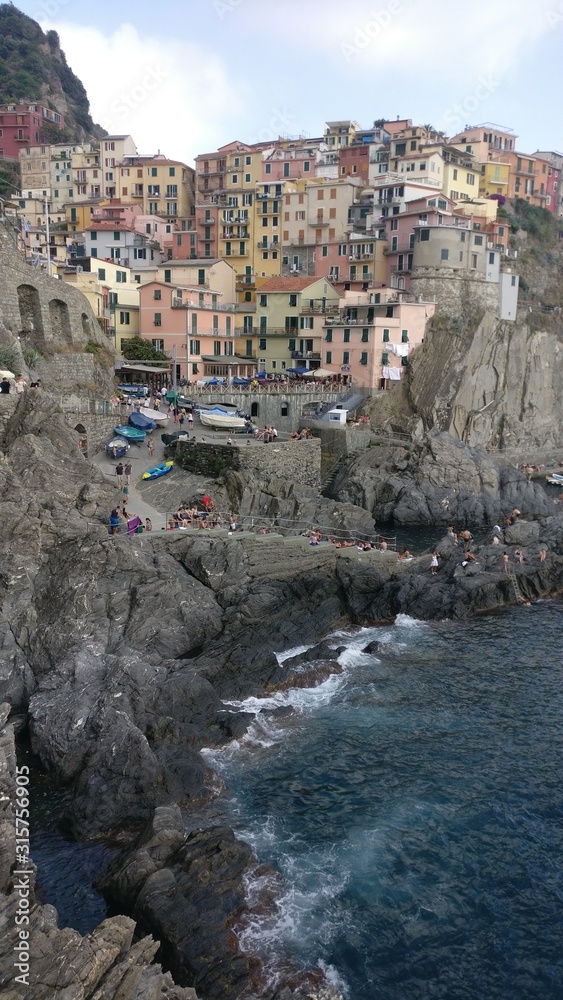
[[116, 155, 194, 223], [55, 258, 153, 348], [255, 275, 340, 372], [323, 121, 361, 149], [442, 157, 480, 201], [66, 201, 98, 233], [479, 160, 511, 198]]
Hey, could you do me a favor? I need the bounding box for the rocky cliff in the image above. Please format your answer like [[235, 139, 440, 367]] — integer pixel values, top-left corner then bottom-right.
[[0, 4, 105, 139], [1, 391, 563, 997]]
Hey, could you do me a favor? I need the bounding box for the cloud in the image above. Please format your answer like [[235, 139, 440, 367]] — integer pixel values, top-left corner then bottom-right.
[[40, 20, 247, 164]]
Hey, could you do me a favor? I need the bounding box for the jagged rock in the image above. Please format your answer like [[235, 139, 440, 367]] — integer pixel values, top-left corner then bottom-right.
[[332, 431, 552, 526], [99, 814, 253, 1000]]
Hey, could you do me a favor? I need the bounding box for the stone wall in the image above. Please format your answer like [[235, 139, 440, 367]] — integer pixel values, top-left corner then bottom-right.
[[410, 268, 500, 317], [176, 438, 321, 489], [0, 221, 115, 397], [191, 390, 356, 434]]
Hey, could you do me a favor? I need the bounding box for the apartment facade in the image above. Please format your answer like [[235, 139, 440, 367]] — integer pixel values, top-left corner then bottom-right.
[[254, 275, 339, 372], [0, 103, 64, 160], [322, 289, 435, 389]]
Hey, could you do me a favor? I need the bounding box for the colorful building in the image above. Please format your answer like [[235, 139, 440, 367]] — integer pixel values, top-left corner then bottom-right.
[[322, 288, 435, 389], [254, 275, 340, 373], [535, 151, 563, 215], [0, 102, 64, 160]]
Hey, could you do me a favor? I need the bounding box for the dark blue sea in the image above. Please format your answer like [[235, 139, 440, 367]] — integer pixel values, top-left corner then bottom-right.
[[202, 602, 563, 1000]]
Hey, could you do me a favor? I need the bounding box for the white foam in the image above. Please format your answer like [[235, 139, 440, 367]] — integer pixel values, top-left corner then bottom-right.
[[394, 613, 427, 628]]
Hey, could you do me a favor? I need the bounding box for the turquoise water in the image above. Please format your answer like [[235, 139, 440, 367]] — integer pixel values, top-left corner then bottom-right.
[[204, 603, 563, 999]]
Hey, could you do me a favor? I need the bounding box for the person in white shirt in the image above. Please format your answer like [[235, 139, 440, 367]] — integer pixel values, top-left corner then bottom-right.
[[14, 375, 27, 395]]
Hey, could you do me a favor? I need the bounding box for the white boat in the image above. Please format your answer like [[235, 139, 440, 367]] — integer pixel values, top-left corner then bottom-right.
[[199, 411, 247, 430], [138, 406, 168, 425], [546, 473, 563, 485]]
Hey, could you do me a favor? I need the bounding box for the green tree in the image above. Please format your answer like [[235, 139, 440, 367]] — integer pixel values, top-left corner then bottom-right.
[[120, 336, 168, 362]]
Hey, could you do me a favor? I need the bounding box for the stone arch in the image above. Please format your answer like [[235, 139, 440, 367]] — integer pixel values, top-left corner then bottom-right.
[[49, 299, 72, 345], [251, 401, 259, 418], [81, 313, 92, 339], [17, 284, 44, 340], [74, 423, 88, 458]]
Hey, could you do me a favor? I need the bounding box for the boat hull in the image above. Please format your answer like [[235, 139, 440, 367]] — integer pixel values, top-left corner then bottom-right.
[[115, 425, 146, 441], [130, 412, 158, 431], [141, 461, 174, 481], [105, 436, 129, 458], [139, 406, 168, 425], [199, 411, 247, 430]]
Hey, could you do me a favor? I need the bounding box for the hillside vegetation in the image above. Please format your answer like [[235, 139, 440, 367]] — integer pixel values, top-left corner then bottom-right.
[[0, 3, 104, 139]]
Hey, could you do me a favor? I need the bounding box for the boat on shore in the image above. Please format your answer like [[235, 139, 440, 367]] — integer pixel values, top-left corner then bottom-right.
[[114, 425, 146, 442], [130, 411, 158, 431], [138, 406, 169, 426], [199, 410, 248, 430], [546, 473, 563, 485], [141, 460, 174, 481], [105, 436, 129, 459]]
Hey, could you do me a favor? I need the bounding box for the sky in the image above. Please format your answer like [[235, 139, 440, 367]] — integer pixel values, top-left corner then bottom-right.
[[12, 0, 563, 166]]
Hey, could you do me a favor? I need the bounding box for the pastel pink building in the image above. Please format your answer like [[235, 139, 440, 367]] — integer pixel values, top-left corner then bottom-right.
[[139, 281, 254, 381], [382, 194, 468, 289], [322, 289, 434, 389]]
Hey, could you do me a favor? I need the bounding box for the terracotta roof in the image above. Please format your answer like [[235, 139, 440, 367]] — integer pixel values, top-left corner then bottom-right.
[[257, 276, 323, 292]]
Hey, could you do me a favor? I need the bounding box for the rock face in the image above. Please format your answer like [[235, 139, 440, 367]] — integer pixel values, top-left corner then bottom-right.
[[0, 705, 198, 1000], [331, 431, 552, 526], [1, 391, 562, 999], [407, 305, 563, 453]]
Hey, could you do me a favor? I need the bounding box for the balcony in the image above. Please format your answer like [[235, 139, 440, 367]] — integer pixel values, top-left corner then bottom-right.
[[198, 217, 215, 225], [308, 218, 329, 226], [384, 244, 414, 255]]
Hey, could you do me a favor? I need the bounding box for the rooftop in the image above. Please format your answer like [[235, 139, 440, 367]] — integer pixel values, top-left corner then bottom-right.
[[258, 275, 330, 292]]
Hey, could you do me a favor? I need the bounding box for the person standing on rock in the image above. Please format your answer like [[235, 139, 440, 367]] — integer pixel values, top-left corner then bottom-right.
[[430, 551, 440, 575], [124, 459, 132, 486], [147, 436, 155, 459], [115, 461, 124, 488], [14, 375, 28, 395], [502, 552, 510, 574], [0, 376, 10, 394]]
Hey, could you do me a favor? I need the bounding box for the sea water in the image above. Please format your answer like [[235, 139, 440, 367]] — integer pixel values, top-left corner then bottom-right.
[[203, 602, 563, 1000]]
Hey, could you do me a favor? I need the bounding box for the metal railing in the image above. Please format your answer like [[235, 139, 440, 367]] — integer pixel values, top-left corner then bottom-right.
[[162, 508, 397, 549], [54, 396, 129, 415]]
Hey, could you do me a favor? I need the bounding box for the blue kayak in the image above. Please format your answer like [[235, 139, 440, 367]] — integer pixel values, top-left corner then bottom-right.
[[105, 436, 129, 459], [130, 411, 158, 431], [115, 424, 146, 442], [142, 461, 174, 481]]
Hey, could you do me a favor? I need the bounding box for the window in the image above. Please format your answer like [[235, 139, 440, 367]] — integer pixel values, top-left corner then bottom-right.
[[154, 289, 162, 300], [385, 306, 394, 318], [90, 232, 97, 241], [134, 274, 141, 283], [232, 174, 238, 183], [246, 339, 253, 356], [471, 253, 478, 269], [343, 329, 350, 343], [288, 338, 296, 351], [259, 294, 267, 307], [151, 167, 158, 177], [289, 294, 297, 307], [440, 249, 449, 260], [382, 352, 389, 365], [214, 341, 221, 356], [164, 269, 171, 283], [489, 252, 495, 264], [169, 167, 175, 176], [453, 168, 458, 180], [304, 161, 310, 172], [460, 231, 466, 242], [116, 271, 126, 283], [326, 351, 332, 364], [154, 313, 162, 326], [190, 339, 200, 354], [265, 163, 271, 174], [259, 338, 267, 350], [401, 330, 409, 343], [467, 173, 475, 185], [98, 267, 106, 280], [198, 269, 205, 285], [191, 314, 197, 334], [120, 311, 130, 325], [420, 229, 430, 241], [361, 329, 369, 342], [511, 275, 517, 286], [343, 351, 350, 365], [474, 235, 483, 246], [213, 315, 219, 333], [383, 329, 390, 342], [360, 352, 368, 365], [325, 329, 333, 342]]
